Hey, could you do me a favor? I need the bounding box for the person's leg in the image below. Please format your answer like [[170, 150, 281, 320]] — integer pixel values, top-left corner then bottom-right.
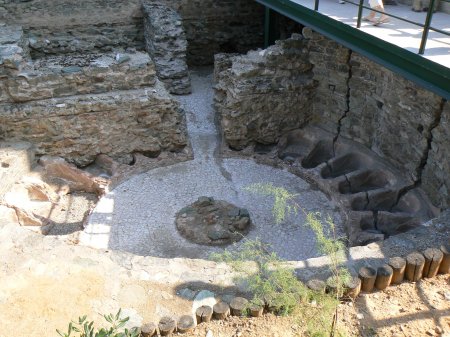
[[373, 4, 390, 22], [364, 0, 379, 21]]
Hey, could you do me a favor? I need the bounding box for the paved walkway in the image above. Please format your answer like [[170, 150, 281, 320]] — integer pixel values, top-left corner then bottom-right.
[[80, 69, 342, 261], [291, 0, 450, 67]]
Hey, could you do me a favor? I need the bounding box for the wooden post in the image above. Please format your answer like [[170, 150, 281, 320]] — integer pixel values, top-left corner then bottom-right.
[[307, 279, 326, 293], [213, 302, 230, 320], [195, 305, 213, 324], [439, 243, 450, 274], [423, 248, 444, 278], [250, 304, 264, 317], [158, 316, 176, 336], [375, 264, 393, 290], [405, 252, 425, 282], [141, 323, 157, 337], [359, 266, 377, 293], [388, 257, 406, 284], [177, 315, 196, 334], [344, 276, 361, 299], [230, 297, 249, 316]]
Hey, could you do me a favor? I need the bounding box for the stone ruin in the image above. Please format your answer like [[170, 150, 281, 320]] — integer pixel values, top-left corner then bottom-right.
[[0, 0, 448, 252], [175, 197, 251, 246]]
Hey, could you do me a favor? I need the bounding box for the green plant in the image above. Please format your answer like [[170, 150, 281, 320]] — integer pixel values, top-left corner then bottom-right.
[[56, 309, 140, 337], [212, 238, 307, 316], [244, 183, 350, 337]]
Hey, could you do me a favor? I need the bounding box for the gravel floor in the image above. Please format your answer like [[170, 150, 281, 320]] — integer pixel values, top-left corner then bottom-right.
[[81, 68, 342, 261]]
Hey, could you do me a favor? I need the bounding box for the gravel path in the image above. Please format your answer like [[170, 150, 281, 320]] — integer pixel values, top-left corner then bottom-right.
[[81, 68, 341, 261]]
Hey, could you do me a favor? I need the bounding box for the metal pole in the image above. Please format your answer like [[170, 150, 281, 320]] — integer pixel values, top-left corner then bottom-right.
[[314, 0, 320, 11], [419, 0, 435, 54], [264, 6, 270, 48], [357, 0, 365, 28]]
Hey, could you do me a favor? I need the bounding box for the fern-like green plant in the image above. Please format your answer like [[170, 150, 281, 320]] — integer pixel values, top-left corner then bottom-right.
[[244, 183, 350, 337], [56, 309, 140, 337], [212, 238, 307, 315]]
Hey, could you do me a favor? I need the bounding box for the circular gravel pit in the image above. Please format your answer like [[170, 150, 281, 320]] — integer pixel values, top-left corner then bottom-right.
[[175, 196, 251, 246]]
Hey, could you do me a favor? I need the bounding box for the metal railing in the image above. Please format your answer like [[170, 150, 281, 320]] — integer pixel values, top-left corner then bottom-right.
[[313, 0, 450, 54]]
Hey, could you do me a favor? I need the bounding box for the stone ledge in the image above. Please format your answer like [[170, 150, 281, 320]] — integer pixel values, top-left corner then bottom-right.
[[0, 85, 188, 166], [0, 51, 156, 103]]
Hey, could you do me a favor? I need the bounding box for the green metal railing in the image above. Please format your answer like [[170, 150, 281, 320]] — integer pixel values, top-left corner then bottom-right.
[[256, 0, 450, 99], [327, 0, 450, 54]]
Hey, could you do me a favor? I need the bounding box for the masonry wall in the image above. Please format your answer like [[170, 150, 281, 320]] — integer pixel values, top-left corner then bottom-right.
[[215, 35, 317, 150], [0, 0, 264, 65], [215, 31, 449, 210]]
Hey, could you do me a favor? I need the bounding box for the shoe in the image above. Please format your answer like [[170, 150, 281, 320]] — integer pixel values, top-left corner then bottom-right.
[[373, 17, 390, 25], [363, 16, 378, 23]]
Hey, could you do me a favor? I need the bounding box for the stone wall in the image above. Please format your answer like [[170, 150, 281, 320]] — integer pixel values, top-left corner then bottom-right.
[[0, 0, 144, 56], [214, 31, 449, 210], [0, 0, 263, 65], [160, 0, 264, 65], [214, 35, 316, 150], [0, 52, 156, 103], [142, 2, 190, 95], [341, 53, 444, 185], [422, 102, 449, 209], [0, 85, 187, 166]]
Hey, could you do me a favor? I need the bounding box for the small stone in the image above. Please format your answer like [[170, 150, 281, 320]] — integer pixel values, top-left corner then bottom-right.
[[227, 207, 240, 218], [206, 331, 214, 337], [207, 228, 230, 241], [233, 217, 250, 230], [238, 208, 250, 218], [115, 54, 131, 64], [356, 313, 364, 320], [197, 196, 214, 207], [179, 288, 196, 300]]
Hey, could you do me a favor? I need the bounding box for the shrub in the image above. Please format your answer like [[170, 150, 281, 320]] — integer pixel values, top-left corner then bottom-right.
[[56, 309, 140, 337]]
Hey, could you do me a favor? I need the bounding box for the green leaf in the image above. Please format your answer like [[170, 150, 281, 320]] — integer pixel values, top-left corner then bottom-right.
[[115, 308, 122, 321]]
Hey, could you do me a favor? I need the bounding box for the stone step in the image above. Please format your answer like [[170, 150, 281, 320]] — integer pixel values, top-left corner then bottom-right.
[[0, 51, 156, 103], [0, 86, 188, 166], [0, 142, 35, 200]]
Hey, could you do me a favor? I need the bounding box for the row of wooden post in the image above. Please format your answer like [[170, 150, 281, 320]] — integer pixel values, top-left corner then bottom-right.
[[357, 245, 449, 294], [141, 243, 449, 336], [141, 297, 259, 336], [308, 244, 449, 298]]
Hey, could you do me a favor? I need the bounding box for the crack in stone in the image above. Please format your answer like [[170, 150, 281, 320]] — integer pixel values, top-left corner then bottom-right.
[[344, 174, 352, 193], [373, 210, 379, 231], [389, 98, 445, 211], [363, 191, 370, 211], [415, 98, 445, 186], [332, 49, 353, 155]]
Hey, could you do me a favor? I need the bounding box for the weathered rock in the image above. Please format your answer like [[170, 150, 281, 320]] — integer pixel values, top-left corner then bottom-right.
[[175, 198, 251, 245], [0, 25, 30, 75], [21, 176, 59, 203], [0, 204, 19, 225], [142, 2, 191, 95], [40, 156, 107, 195]]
